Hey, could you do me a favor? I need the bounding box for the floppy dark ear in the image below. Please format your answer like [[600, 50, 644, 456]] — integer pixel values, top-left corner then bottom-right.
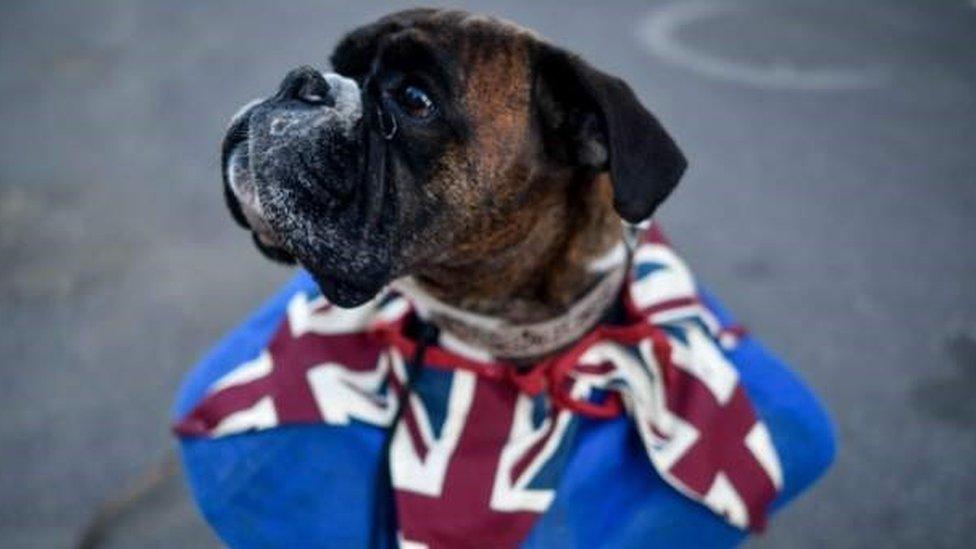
[[533, 46, 687, 223]]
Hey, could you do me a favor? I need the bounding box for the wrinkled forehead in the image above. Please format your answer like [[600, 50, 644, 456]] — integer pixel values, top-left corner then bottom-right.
[[331, 9, 537, 86]]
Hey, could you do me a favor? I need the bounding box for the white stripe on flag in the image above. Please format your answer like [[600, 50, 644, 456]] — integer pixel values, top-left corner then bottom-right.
[[745, 423, 784, 490], [210, 351, 272, 393], [212, 396, 278, 436]]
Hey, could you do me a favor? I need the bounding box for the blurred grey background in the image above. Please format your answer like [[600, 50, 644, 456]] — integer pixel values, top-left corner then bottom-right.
[[1, 0, 974, 547]]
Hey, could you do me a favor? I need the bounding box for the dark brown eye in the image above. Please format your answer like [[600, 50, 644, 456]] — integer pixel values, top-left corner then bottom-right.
[[396, 84, 436, 119]]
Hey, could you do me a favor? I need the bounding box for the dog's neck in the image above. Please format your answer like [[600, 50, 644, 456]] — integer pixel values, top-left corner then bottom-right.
[[402, 174, 627, 359]]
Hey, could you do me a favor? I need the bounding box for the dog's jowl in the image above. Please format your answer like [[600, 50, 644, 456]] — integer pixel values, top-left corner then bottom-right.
[[176, 8, 835, 548]]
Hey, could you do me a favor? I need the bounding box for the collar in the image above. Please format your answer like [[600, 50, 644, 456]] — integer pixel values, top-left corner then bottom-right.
[[387, 220, 657, 361], [390, 258, 628, 361]]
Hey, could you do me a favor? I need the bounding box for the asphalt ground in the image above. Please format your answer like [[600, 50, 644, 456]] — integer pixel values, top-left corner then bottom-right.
[[1, 1, 974, 547]]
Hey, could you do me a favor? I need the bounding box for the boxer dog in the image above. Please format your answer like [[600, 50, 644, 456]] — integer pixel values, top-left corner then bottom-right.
[[222, 8, 685, 349]]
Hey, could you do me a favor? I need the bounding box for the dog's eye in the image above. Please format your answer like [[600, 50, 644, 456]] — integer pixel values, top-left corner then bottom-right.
[[396, 84, 436, 119]]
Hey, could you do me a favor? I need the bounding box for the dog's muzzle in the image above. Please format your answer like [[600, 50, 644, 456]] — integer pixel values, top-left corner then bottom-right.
[[222, 67, 363, 252], [223, 67, 396, 307]]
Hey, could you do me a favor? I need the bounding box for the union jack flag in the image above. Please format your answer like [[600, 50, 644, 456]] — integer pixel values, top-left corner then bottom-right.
[[175, 227, 782, 547]]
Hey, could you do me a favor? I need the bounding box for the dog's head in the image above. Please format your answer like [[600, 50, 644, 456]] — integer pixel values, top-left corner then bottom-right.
[[223, 9, 686, 307]]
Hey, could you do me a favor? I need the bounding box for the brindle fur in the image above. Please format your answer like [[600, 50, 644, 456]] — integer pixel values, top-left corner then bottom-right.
[[366, 11, 622, 322]]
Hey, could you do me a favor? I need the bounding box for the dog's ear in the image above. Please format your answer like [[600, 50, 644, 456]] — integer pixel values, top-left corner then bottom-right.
[[533, 45, 687, 223]]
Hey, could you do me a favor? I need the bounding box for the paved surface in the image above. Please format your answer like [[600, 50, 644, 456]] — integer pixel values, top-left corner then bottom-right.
[[1, 1, 974, 547]]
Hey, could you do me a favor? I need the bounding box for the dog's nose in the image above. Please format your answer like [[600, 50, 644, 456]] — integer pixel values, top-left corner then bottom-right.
[[276, 66, 334, 107]]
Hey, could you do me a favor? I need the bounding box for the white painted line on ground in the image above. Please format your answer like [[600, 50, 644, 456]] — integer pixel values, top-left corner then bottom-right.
[[635, 0, 889, 91]]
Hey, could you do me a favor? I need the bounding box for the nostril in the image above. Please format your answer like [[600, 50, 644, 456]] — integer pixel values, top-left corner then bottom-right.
[[278, 66, 334, 106]]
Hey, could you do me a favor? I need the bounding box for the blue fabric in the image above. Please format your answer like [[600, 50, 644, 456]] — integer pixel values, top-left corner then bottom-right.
[[174, 271, 835, 548]]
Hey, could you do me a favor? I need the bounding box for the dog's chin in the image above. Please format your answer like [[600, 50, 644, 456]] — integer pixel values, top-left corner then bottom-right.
[[311, 271, 387, 308], [233, 188, 391, 308]]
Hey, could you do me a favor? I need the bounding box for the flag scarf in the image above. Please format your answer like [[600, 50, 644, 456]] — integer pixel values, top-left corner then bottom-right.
[[174, 226, 835, 548]]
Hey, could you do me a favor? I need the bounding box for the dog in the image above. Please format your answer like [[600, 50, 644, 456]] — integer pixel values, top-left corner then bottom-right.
[[222, 8, 685, 326], [178, 8, 833, 547]]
